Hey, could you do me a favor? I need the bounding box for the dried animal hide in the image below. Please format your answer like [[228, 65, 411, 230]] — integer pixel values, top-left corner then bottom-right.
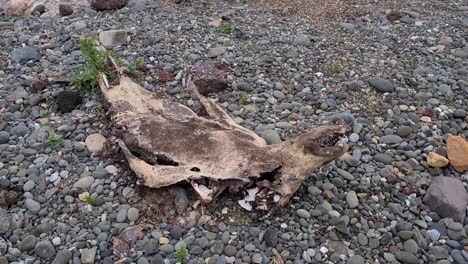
[[99, 57, 348, 211]]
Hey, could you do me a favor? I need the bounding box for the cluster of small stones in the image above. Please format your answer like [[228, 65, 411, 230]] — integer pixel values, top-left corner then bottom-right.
[[0, 0, 467, 263]]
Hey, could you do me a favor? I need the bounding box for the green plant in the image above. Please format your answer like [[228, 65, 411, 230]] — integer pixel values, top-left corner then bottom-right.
[[175, 246, 188, 263], [101, 205, 108, 212], [219, 23, 235, 34], [331, 63, 341, 74], [48, 132, 62, 146], [71, 38, 117, 92], [84, 194, 96, 206], [236, 91, 249, 105], [128, 57, 144, 75], [40, 109, 49, 118], [243, 40, 252, 47]]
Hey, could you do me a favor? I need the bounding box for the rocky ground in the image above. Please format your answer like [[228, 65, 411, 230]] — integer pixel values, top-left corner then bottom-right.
[[1, 0, 468, 263]]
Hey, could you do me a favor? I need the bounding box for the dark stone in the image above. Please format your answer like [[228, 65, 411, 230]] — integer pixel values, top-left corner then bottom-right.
[[193, 63, 228, 95], [369, 77, 395, 93], [51, 249, 72, 264], [32, 79, 47, 92], [89, 0, 129, 11], [11, 47, 41, 64], [31, 4, 46, 15], [263, 228, 278, 247], [150, 254, 165, 264], [0, 237, 7, 256], [170, 226, 183, 240], [423, 176, 468, 222], [59, 4, 74, 16], [56, 91, 82, 113]]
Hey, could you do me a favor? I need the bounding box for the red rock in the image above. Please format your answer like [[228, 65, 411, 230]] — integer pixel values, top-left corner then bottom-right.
[[88, 0, 128, 11], [154, 69, 172, 83], [193, 63, 228, 95], [386, 11, 402, 22], [447, 136, 468, 172]]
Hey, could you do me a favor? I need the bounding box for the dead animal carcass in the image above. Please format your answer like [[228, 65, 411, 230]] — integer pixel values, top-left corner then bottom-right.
[[99, 58, 348, 211]]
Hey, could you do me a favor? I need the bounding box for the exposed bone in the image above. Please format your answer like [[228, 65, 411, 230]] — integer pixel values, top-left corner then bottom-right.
[[98, 48, 348, 210]]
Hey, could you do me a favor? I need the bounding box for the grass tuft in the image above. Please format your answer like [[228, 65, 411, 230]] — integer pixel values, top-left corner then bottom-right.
[[71, 38, 117, 92]]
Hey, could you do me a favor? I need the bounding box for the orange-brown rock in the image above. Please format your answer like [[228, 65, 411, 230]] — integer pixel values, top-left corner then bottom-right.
[[447, 136, 468, 173]]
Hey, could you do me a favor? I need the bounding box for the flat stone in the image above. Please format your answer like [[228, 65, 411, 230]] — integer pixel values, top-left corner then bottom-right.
[[369, 77, 395, 93], [99, 30, 128, 49], [0, 210, 12, 235], [25, 199, 41, 213], [346, 191, 359, 209], [11, 47, 41, 63], [424, 176, 468, 222], [207, 47, 227, 58], [451, 250, 468, 264], [347, 255, 365, 264], [296, 209, 310, 219], [51, 249, 72, 264], [20, 235, 36, 252], [73, 176, 95, 189], [403, 239, 419, 254], [89, 0, 128, 11], [80, 247, 97, 264], [127, 207, 139, 222], [85, 134, 106, 153], [427, 152, 449, 167], [260, 130, 281, 144], [380, 135, 402, 144], [395, 251, 418, 264], [447, 136, 468, 172]]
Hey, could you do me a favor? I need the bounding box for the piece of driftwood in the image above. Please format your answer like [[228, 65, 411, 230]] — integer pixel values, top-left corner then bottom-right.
[[99, 55, 348, 211]]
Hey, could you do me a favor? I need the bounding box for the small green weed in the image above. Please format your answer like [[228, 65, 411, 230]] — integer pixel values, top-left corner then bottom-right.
[[175, 246, 188, 263], [40, 110, 49, 118], [128, 57, 145, 75], [101, 205, 108, 212], [48, 132, 62, 146], [243, 40, 252, 47], [71, 38, 117, 92], [331, 63, 342, 74], [236, 91, 249, 105], [219, 23, 235, 34], [84, 194, 96, 206]]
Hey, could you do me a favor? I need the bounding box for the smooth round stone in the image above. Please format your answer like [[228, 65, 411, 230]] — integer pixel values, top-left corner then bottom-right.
[[52, 237, 61, 246], [23, 180, 35, 192], [252, 253, 262, 264], [127, 207, 139, 222], [306, 249, 316, 257], [85, 133, 106, 153], [448, 222, 464, 231], [116, 208, 127, 223], [20, 235, 37, 252], [0, 132, 9, 144], [25, 199, 41, 213], [223, 245, 237, 257], [160, 244, 174, 254], [346, 191, 359, 209], [395, 251, 418, 264], [307, 186, 322, 195], [403, 239, 419, 254], [397, 126, 413, 137], [349, 133, 360, 143], [297, 209, 310, 219], [357, 233, 368, 246], [348, 255, 365, 264]]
